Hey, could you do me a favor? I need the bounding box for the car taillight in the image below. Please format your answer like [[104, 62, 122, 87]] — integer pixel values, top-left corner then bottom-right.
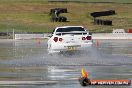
[[59, 38, 63, 42], [82, 36, 91, 40], [82, 37, 86, 40], [86, 36, 91, 40], [53, 37, 58, 42]]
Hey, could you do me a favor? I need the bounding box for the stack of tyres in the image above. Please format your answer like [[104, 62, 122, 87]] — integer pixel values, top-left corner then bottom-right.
[[50, 8, 68, 22], [91, 10, 115, 26], [50, 8, 67, 15], [0, 32, 8, 36], [51, 16, 67, 22], [58, 16, 67, 22], [91, 10, 115, 18], [103, 20, 112, 25], [94, 19, 112, 25], [51, 17, 58, 22]]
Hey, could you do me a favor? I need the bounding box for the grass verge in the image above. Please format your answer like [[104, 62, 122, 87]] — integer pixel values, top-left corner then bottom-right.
[[0, 0, 131, 33]]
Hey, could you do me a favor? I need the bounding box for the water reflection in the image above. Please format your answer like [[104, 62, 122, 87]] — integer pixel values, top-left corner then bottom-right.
[[0, 39, 131, 88]]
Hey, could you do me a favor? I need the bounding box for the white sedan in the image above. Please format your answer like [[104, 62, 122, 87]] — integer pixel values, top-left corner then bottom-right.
[[47, 26, 92, 54]]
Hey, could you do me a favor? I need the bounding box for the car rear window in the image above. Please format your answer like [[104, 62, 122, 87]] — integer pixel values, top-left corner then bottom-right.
[[56, 27, 85, 32], [56, 33, 87, 35]]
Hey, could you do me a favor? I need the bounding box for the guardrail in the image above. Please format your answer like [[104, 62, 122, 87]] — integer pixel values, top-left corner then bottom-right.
[[15, 34, 45, 40], [92, 33, 132, 39], [14, 33, 132, 40]]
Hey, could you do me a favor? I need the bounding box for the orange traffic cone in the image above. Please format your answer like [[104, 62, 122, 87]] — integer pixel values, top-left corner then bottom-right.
[[36, 38, 41, 44], [96, 39, 99, 47]]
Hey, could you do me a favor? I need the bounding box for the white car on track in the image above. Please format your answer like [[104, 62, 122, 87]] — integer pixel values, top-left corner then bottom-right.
[[47, 26, 92, 54]]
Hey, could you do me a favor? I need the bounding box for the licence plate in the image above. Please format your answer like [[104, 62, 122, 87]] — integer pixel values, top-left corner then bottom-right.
[[67, 46, 77, 51]]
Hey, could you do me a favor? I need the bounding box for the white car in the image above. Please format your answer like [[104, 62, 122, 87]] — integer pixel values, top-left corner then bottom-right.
[[47, 26, 92, 54]]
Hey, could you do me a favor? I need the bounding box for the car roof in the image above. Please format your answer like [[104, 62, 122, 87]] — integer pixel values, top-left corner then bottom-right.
[[55, 26, 85, 32], [56, 26, 84, 29]]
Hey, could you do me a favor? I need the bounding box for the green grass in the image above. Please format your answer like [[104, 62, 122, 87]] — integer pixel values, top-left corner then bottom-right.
[[0, 0, 131, 33], [0, 0, 48, 3], [49, 0, 132, 3], [1, 0, 131, 3]]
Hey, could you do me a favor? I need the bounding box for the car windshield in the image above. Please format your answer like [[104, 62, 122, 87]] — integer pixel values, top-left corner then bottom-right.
[[56, 27, 85, 32]]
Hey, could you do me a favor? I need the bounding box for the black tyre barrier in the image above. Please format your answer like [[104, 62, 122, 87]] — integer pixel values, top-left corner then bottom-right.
[[94, 19, 112, 25], [0, 32, 8, 36], [50, 8, 67, 15], [51, 17, 57, 22], [51, 16, 67, 22], [58, 16, 67, 22], [91, 10, 115, 18], [79, 77, 91, 86], [50, 8, 68, 22]]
